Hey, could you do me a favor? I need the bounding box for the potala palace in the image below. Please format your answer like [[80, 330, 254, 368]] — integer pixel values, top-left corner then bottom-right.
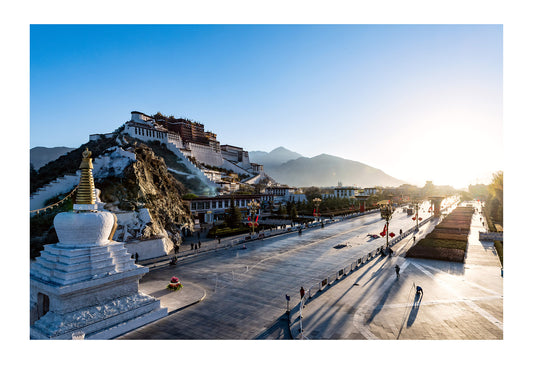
[[92, 111, 268, 191]]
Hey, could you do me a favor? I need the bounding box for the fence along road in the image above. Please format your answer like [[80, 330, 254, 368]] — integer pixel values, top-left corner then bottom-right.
[[119, 207, 434, 339]]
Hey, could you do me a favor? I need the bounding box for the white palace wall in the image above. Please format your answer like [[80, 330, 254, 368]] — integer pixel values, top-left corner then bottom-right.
[[188, 142, 224, 167]]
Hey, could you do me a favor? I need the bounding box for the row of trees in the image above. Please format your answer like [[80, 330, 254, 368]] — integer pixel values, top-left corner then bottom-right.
[[486, 171, 503, 226], [463, 171, 503, 227]]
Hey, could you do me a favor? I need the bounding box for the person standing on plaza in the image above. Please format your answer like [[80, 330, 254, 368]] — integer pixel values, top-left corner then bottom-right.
[[395, 264, 400, 278], [300, 287, 305, 300]]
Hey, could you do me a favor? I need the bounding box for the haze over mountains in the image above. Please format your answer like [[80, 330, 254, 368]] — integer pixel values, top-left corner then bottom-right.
[[249, 147, 404, 187]]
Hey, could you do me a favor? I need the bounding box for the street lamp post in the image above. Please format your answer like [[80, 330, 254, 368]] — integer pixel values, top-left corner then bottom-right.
[[380, 198, 394, 253], [313, 197, 322, 222], [247, 199, 260, 236], [412, 198, 421, 231]]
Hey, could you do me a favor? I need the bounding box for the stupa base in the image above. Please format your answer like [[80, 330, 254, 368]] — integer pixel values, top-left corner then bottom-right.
[[30, 292, 167, 339]]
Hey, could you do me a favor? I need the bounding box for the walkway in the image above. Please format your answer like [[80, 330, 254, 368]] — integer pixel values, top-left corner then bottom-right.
[[119, 202, 502, 340], [289, 202, 503, 339]]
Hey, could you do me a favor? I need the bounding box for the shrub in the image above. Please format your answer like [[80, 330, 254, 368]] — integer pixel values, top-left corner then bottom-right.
[[417, 238, 467, 251], [406, 246, 465, 262], [426, 232, 468, 242]]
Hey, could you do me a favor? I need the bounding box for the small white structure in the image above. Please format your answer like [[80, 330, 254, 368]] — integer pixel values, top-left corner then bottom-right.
[[30, 148, 167, 339]]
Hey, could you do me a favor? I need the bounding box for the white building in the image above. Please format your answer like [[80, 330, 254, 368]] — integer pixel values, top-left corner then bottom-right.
[[264, 186, 306, 204], [334, 186, 358, 198]]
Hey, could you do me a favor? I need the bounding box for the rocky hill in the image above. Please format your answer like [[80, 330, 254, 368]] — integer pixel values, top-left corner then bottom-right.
[[97, 143, 193, 239], [30, 135, 194, 258]]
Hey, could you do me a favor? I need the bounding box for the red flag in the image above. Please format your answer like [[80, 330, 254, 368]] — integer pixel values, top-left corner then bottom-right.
[[389, 232, 395, 238], [255, 215, 259, 223], [412, 217, 416, 220], [313, 208, 316, 216]]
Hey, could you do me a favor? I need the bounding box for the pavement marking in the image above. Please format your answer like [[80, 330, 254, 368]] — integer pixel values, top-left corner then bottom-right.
[[369, 295, 502, 309], [223, 217, 386, 281], [421, 263, 501, 296], [411, 262, 503, 331], [351, 260, 411, 339]]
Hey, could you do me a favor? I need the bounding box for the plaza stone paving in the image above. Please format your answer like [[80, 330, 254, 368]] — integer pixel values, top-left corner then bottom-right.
[[118, 204, 502, 340], [289, 207, 503, 340]]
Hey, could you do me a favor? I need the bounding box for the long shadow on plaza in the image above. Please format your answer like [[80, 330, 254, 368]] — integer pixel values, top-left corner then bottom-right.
[[254, 311, 294, 340], [296, 256, 405, 338]]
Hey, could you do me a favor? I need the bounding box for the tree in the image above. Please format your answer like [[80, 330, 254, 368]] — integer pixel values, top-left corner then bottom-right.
[[287, 200, 298, 220], [487, 171, 503, 224], [304, 186, 322, 202], [468, 184, 489, 201], [226, 197, 242, 228]]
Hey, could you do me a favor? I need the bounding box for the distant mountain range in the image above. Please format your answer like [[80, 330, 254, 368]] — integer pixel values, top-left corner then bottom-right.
[[249, 147, 303, 170], [31, 146, 75, 170], [250, 147, 404, 188]]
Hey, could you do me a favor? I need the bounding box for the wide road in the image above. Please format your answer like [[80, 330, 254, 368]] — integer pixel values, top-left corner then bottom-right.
[[119, 203, 435, 339]]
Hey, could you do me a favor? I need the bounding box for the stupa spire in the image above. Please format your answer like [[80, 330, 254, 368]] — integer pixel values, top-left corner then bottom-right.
[[75, 148, 96, 207]]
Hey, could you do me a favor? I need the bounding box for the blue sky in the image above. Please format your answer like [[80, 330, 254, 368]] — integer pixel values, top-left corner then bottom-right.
[[30, 24, 502, 188]]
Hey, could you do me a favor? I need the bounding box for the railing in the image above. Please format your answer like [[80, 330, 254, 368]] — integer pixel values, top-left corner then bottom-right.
[[295, 216, 434, 303]]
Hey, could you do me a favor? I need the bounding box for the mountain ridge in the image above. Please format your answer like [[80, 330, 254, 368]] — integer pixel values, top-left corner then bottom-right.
[[250, 147, 404, 187]]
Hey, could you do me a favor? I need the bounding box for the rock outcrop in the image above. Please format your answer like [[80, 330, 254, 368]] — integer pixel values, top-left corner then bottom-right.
[[98, 144, 193, 245], [30, 139, 194, 258]]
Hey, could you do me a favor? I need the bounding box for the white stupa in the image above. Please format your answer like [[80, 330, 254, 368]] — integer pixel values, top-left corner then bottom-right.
[[30, 148, 167, 339]]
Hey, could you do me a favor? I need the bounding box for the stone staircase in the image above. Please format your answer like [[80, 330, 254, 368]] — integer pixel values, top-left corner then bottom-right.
[[30, 173, 80, 211], [165, 140, 218, 194]]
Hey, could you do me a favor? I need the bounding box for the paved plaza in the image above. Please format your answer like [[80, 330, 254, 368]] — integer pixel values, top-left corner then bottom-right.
[[118, 203, 503, 340]]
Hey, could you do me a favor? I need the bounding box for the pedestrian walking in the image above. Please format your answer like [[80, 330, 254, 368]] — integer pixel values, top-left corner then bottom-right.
[[194, 243, 198, 250], [300, 286, 305, 300], [175, 245, 179, 254], [135, 253, 139, 263], [198, 241, 201, 248], [413, 235, 416, 243], [416, 286, 423, 296], [191, 243, 194, 250], [395, 264, 400, 278]]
